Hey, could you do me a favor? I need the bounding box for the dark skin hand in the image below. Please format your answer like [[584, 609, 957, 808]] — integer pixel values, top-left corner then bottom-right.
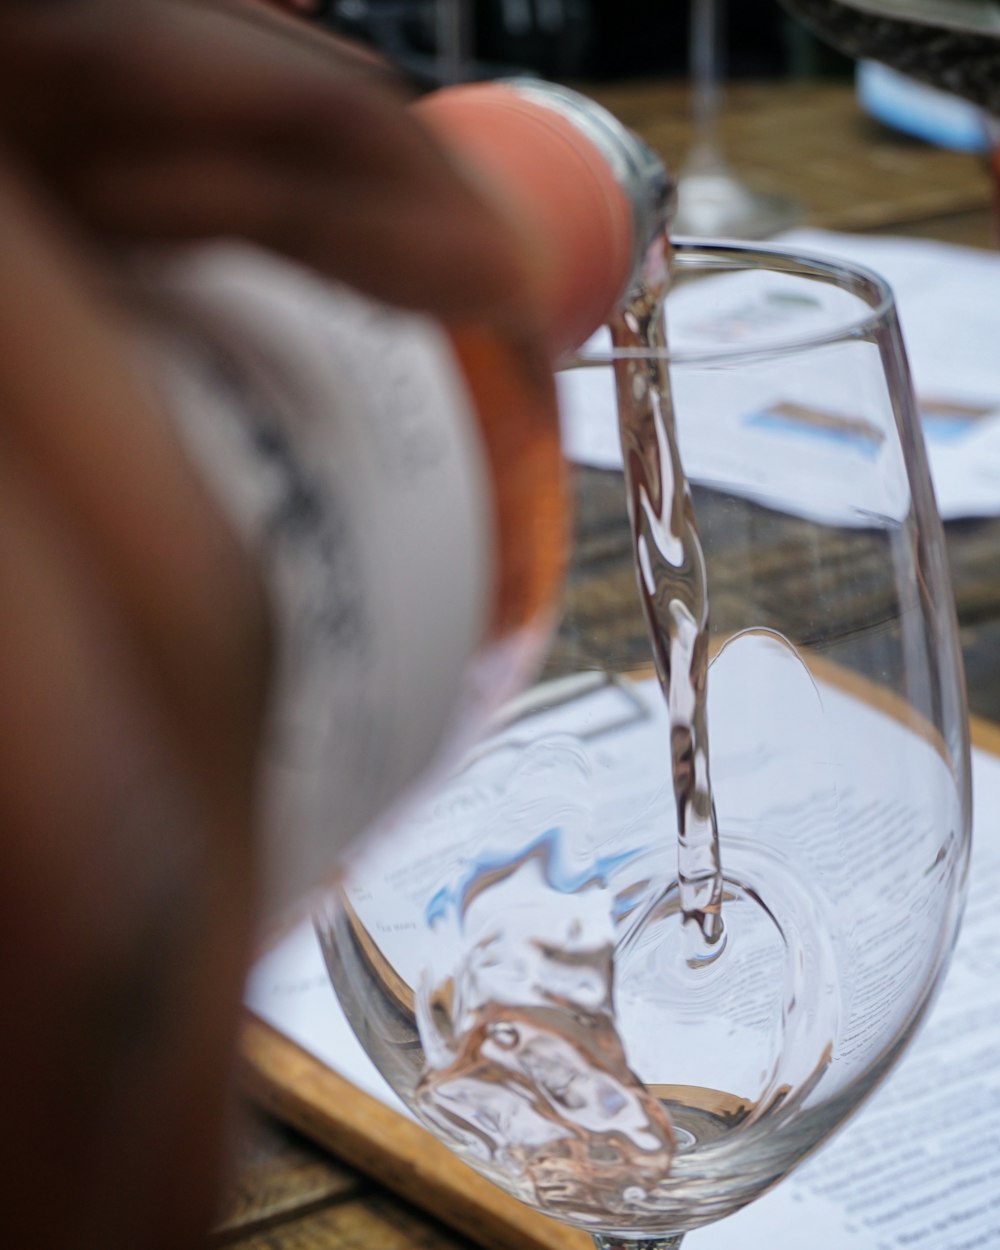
[[0, 148, 271, 1250], [0, 3, 537, 1246], [0, 0, 542, 320]]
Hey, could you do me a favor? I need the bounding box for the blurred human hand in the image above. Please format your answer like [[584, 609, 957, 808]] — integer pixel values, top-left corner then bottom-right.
[[0, 2, 546, 1246], [0, 0, 535, 323], [0, 143, 272, 1244]]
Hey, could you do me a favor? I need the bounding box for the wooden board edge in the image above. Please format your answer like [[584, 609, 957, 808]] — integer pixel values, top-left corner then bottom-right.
[[237, 1014, 591, 1250], [240, 687, 1000, 1249]]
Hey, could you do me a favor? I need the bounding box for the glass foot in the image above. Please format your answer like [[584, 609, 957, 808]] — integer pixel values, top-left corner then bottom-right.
[[592, 1235, 686, 1250], [673, 166, 800, 239]]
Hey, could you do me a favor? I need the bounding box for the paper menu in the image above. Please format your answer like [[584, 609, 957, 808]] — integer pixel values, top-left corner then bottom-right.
[[699, 751, 1000, 1250], [245, 691, 993, 1250], [557, 230, 1000, 523], [248, 906, 410, 1116], [785, 231, 1000, 526]]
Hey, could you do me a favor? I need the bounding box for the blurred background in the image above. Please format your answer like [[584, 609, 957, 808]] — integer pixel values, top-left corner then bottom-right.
[[314, 0, 850, 85]]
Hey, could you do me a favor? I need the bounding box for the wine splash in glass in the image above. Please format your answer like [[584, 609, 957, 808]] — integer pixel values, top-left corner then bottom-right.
[[317, 239, 970, 1248]]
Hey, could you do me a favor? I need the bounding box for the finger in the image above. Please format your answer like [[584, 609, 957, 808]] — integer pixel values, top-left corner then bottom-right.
[[0, 157, 263, 1241], [260, 0, 327, 13], [0, 423, 253, 1249], [0, 157, 270, 810], [0, 0, 397, 149], [0, 0, 535, 323], [244, 0, 379, 53], [65, 149, 536, 319]]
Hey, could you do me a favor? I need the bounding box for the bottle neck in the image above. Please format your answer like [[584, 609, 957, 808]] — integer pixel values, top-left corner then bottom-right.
[[416, 82, 672, 358]]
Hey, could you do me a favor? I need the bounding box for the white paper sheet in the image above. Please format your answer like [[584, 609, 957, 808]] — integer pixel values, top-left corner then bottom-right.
[[558, 230, 1000, 522], [246, 691, 995, 1250], [697, 748, 1000, 1250]]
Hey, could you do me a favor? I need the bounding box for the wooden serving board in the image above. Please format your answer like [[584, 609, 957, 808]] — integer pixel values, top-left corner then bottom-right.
[[238, 1016, 592, 1250], [239, 713, 996, 1250]]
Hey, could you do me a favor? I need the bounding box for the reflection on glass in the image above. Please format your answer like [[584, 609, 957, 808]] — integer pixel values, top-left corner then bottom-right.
[[317, 242, 970, 1250]]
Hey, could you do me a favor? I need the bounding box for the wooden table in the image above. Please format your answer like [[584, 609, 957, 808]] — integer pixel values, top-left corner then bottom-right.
[[215, 79, 1000, 1250], [586, 79, 994, 246]]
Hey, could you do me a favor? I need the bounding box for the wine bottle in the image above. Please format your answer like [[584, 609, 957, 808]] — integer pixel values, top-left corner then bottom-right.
[[139, 79, 672, 920]]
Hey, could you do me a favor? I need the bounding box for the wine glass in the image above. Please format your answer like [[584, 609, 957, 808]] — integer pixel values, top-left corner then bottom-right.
[[315, 240, 970, 1249], [674, 0, 799, 238], [781, 0, 1000, 117], [781, 0, 1000, 240]]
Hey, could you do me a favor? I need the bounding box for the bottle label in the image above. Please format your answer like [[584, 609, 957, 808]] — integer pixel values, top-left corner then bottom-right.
[[139, 245, 493, 922]]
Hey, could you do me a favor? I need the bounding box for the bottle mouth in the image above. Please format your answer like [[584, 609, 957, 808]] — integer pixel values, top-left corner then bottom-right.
[[497, 79, 676, 298], [568, 238, 898, 368]]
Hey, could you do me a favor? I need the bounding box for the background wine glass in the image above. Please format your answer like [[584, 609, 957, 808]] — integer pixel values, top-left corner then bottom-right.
[[674, 0, 800, 237], [316, 241, 970, 1249], [781, 0, 1000, 240]]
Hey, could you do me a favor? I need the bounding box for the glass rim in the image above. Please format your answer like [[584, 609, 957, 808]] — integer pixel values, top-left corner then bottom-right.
[[566, 237, 898, 369]]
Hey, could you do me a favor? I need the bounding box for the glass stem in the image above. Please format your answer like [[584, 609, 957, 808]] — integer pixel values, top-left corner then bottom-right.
[[435, 0, 472, 84], [688, 0, 726, 170], [593, 1236, 685, 1250]]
